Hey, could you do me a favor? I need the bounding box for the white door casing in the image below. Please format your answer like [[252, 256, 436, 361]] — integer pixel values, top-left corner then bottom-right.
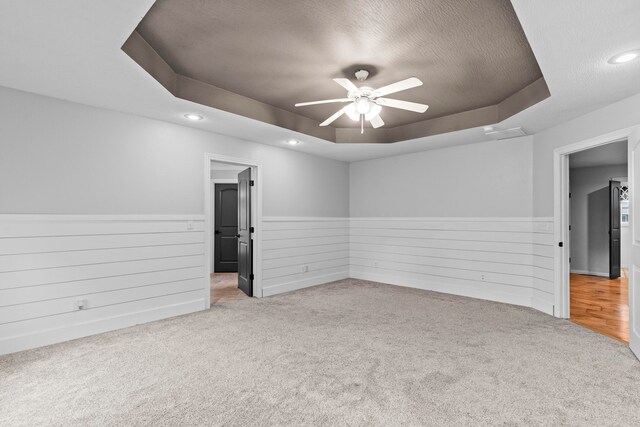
[[204, 153, 263, 308], [554, 129, 635, 321], [628, 128, 640, 359]]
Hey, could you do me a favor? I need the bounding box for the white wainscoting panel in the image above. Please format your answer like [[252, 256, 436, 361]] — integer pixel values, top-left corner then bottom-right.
[[262, 217, 349, 296], [0, 215, 206, 355], [349, 217, 555, 315], [2, 215, 557, 355], [531, 219, 555, 315]]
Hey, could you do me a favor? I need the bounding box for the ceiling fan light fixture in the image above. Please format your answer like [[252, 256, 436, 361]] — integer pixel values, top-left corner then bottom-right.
[[294, 72, 427, 131], [365, 104, 382, 121], [356, 98, 371, 114], [344, 103, 360, 121]]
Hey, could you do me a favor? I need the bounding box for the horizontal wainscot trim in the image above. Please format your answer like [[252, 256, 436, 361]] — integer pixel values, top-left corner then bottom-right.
[[2, 215, 557, 354], [261, 217, 349, 296], [0, 215, 206, 355], [349, 217, 555, 313]]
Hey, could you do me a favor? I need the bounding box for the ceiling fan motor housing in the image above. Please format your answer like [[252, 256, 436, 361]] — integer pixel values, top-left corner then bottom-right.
[[348, 87, 374, 100]]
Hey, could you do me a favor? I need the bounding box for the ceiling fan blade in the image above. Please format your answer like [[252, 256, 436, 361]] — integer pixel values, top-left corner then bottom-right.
[[376, 98, 429, 113], [333, 78, 359, 93], [295, 98, 351, 107], [374, 77, 423, 97], [369, 114, 384, 128], [320, 107, 346, 126]]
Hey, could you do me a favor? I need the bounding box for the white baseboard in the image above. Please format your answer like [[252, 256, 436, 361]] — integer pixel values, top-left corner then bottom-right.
[[262, 271, 349, 297], [349, 267, 533, 309], [0, 299, 203, 356], [570, 269, 609, 277]]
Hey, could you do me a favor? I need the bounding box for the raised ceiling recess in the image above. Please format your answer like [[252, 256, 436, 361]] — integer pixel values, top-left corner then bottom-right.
[[123, 0, 549, 144]]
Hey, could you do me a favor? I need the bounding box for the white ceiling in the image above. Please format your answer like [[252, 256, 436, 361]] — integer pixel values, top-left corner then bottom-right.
[[569, 139, 628, 169], [1, 0, 639, 162]]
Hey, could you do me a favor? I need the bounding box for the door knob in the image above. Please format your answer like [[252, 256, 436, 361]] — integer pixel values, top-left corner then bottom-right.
[[214, 230, 220, 235], [236, 234, 241, 238]]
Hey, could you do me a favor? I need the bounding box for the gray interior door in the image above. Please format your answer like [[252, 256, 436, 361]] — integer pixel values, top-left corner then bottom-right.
[[610, 180, 621, 279], [214, 184, 238, 272], [237, 168, 253, 296]]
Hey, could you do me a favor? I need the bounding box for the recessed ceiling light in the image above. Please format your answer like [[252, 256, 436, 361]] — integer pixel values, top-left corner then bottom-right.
[[608, 50, 640, 64], [285, 139, 300, 146], [184, 113, 204, 121]]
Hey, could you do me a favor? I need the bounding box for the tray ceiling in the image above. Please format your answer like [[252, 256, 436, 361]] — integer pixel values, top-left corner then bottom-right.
[[124, 0, 549, 143]]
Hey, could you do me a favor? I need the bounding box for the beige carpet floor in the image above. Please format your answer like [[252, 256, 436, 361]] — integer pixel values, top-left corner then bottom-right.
[[1, 279, 640, 426]]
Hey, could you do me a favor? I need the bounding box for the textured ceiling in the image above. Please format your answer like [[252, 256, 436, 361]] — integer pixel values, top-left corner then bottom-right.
[[128, 0, 546, 140], [2, 1, 639, 160]]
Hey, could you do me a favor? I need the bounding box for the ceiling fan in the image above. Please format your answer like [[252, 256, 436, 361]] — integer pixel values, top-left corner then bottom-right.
[[295, 69, 429, 134]]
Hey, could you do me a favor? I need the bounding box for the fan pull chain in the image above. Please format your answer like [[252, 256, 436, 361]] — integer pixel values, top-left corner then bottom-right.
[[361, 114, 364, 134]]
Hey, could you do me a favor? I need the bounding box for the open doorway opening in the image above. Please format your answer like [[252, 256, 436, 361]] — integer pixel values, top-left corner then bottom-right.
[[210, 161, 245, 305], [567, 139, 629, 342], [204, 155, 263, 307]]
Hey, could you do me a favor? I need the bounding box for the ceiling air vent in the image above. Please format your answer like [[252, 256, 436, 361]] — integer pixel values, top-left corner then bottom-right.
[[484, 126, 527, 140]]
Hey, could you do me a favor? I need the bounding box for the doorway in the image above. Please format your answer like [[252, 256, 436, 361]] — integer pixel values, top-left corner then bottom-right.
[[204, 155, 263, 307], [561, 139, 629, 342]]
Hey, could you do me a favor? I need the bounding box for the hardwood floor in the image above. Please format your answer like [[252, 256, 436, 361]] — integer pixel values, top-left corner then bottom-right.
[[210, 273, 249, 306], [570, 272, 628, 343]]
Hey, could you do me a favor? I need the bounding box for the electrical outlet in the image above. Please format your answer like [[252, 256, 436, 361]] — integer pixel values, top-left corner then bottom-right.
[[373, 261, 378, 267], [187, 221, 195, 230], [481, 274, 485, 281], [75, 299, 87, 310], [301, 265, 308, 273]]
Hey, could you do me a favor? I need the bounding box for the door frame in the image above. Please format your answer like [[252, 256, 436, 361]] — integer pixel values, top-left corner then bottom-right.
[[210, 179, 238, 274], [553, 127, 635, 319], [204, 154, 263, 308]]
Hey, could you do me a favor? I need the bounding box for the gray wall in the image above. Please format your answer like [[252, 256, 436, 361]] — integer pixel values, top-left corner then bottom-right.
[[6, 85, 640, 220], [569, 165, 627, 275], [532, 91, 640, 217], [0, 86, 349, 217], [350, 91, 640, 220], [349, 136, 533, 217]]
